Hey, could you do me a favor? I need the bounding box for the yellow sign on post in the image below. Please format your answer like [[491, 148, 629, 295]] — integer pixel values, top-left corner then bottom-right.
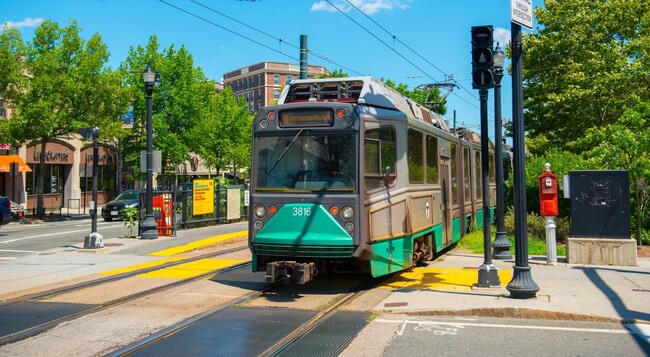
[[193, 179, 214, 215]]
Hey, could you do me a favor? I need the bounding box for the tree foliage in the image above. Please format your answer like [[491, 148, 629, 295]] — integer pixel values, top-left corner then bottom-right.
[[574, 103, 650, 243], [191, 86, 252, 177], [120, 36, 216, 186], [523, 0, 650, 154], [383, 79, 447, 115], [0, 20, 130, 218]]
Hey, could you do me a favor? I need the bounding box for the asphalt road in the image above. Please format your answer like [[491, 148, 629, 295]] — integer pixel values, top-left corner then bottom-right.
[[0, 218, 130, 259], [377, 315, 650, 357]]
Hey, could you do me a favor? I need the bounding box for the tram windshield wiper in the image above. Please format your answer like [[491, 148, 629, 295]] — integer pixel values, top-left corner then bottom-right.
[[266, 129, 307, 176]]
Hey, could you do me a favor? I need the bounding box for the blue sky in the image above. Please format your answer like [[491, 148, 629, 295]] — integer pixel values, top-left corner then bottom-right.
[[1, 0, 538, 140]]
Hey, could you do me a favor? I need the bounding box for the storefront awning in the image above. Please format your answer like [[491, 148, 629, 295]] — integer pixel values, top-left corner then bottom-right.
[[0, 155, 32, 173]]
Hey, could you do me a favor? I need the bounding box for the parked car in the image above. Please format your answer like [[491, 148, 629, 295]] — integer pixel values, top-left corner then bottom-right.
[[0, 196, 13, 226], [10, 201, 25, 221], [100, 189, 140, 221]]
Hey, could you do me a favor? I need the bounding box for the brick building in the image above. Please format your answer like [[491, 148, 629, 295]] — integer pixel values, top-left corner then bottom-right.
[[223, 61, 329, 111]]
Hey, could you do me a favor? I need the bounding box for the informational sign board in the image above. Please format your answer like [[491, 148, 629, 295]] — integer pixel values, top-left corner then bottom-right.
[[140, 150, 162, 173], [193, 179, 214, 215], [511, 0, 534, 29], [227, 188, 241, 220]]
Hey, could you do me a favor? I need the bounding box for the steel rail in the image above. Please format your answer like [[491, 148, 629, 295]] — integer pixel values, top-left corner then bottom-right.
[[0, 249, 250, 346]]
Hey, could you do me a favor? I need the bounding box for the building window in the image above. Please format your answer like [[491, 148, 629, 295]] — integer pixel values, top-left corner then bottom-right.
[[26, 164, 65, 195], [80, 165, 115, 192], [257, 89, 261, 99], [0, 95, 5, 118], [258, 74, 262, 86], [286, 75, 293, 84], [274, 74, 279, 85], [273, 89, 279, 99]]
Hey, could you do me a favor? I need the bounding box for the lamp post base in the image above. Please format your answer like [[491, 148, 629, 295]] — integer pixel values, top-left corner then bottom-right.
[[475, 263, 501, 288], [506, 265, 539, 298], [492, 230, 512, 260], [141, 214, 158, 240]]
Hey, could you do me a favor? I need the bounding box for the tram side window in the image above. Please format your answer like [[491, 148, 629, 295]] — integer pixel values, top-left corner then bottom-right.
[[364, 127, 396, 190], [407, 129, 423, 184], [489, 153, 495, 182], [450, 143, 458, 204], [426, 135, 438, 184], [463, 147, 470, 201], [475, 151, 482, 199]]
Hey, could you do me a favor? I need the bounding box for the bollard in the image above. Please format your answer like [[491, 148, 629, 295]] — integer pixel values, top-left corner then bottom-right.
[[544, 216, 557, 265]]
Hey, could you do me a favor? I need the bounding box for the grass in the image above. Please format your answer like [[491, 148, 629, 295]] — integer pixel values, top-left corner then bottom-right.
[[457, 225, 567, 256]]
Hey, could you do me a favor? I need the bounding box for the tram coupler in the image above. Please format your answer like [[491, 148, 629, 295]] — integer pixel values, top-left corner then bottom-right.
[[266, 261, 315, 284]]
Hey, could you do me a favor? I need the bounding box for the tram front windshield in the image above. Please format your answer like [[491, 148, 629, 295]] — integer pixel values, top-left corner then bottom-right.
[[255, 132, 356, 192]]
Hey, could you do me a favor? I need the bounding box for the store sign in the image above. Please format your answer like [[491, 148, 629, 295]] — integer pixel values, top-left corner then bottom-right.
[[0, 144, 11, 150]]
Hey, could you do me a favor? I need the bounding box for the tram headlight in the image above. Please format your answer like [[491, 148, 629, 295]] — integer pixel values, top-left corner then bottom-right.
[[268, 205, 278, 215], [254, 220, 263, 230], [343, 117, 354, 127], [340, 206, 354, 220], [335, 109, 345, 119], [344, 222, 355, 232], [254, 205, 266, 218], [259, 119, 269, 129]]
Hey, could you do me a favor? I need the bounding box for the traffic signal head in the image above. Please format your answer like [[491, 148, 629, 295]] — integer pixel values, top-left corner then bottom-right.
[[471, 25, 494, 90]]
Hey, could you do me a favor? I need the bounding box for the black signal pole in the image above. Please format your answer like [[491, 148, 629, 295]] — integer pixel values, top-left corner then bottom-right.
[[476, 88, 500, 287], [506, 23, 539, 298]]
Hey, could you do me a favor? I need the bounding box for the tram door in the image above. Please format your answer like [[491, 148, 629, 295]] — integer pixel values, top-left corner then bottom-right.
[[440, 158, 452, 245]]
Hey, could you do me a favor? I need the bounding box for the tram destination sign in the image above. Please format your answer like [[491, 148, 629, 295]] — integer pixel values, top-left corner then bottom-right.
[[511, 0, 533, 29], [279, 109, 334, 127]]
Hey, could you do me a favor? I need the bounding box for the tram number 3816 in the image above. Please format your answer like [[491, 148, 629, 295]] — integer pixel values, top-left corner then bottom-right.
[[293, 207, 311, 216]]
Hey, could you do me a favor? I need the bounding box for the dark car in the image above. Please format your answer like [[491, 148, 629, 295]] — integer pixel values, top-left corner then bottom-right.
[[101, 190, 140, 221], [0, 196, 13, 226]]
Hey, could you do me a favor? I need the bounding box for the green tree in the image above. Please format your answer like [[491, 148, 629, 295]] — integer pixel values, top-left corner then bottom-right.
[[192, 87, 252, 180], [316, 68, 347, 78], [523, 0, 650, 154], [0, 20, 130, 218], [121, 36, 216, 187], [383, 78, 447, 115], [574, 103, 650, 244]]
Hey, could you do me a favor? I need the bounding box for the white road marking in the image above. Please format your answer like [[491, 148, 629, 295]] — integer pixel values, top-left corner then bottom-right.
[[0, 249, 38, 253], [0, 227, 105, 244], [375, 318, 631, 336]]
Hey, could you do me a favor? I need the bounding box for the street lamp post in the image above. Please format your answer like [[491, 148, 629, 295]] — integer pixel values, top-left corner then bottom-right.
[[491, 43, 512, 260], [507, 24, 539, 298], [83, 126, 103, 249], [141, 65, 158, 240]]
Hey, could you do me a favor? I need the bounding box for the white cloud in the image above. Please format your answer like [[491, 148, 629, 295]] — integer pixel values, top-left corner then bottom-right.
[[493, 27, 511, 48], [311, 0, 410, 15], [2, 17, 44, 29]]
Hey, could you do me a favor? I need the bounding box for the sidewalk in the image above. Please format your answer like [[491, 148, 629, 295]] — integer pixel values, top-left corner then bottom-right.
[[1, 224, 649, 323], [376, 252, 650, 323]]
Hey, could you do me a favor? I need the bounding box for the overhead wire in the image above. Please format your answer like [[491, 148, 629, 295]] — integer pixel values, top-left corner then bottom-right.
[[161, 0, 366, 76], [161, 0, 492, 123], [334, 0, 496, 120]]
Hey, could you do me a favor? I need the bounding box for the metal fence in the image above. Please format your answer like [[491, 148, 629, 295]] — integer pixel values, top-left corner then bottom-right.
[[139, 185, 249, 236]]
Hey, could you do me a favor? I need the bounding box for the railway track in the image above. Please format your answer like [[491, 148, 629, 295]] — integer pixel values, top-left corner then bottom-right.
[[108, 275, 385, 357], [0, 245, 251, 346]]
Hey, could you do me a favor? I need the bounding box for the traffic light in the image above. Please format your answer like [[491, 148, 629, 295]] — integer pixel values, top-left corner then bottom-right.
[[471, 25, 494, 90]]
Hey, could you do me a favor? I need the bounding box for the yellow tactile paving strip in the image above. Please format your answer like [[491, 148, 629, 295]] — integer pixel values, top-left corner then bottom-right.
[[100, 230, 248, 279], [100, 257, 186, 275], [381, 267, 513, 291], [147, 230, 248, 257]]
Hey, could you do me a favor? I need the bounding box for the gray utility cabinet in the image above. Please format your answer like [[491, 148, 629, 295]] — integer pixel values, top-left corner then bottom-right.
[[569, 170, 630, 239]]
